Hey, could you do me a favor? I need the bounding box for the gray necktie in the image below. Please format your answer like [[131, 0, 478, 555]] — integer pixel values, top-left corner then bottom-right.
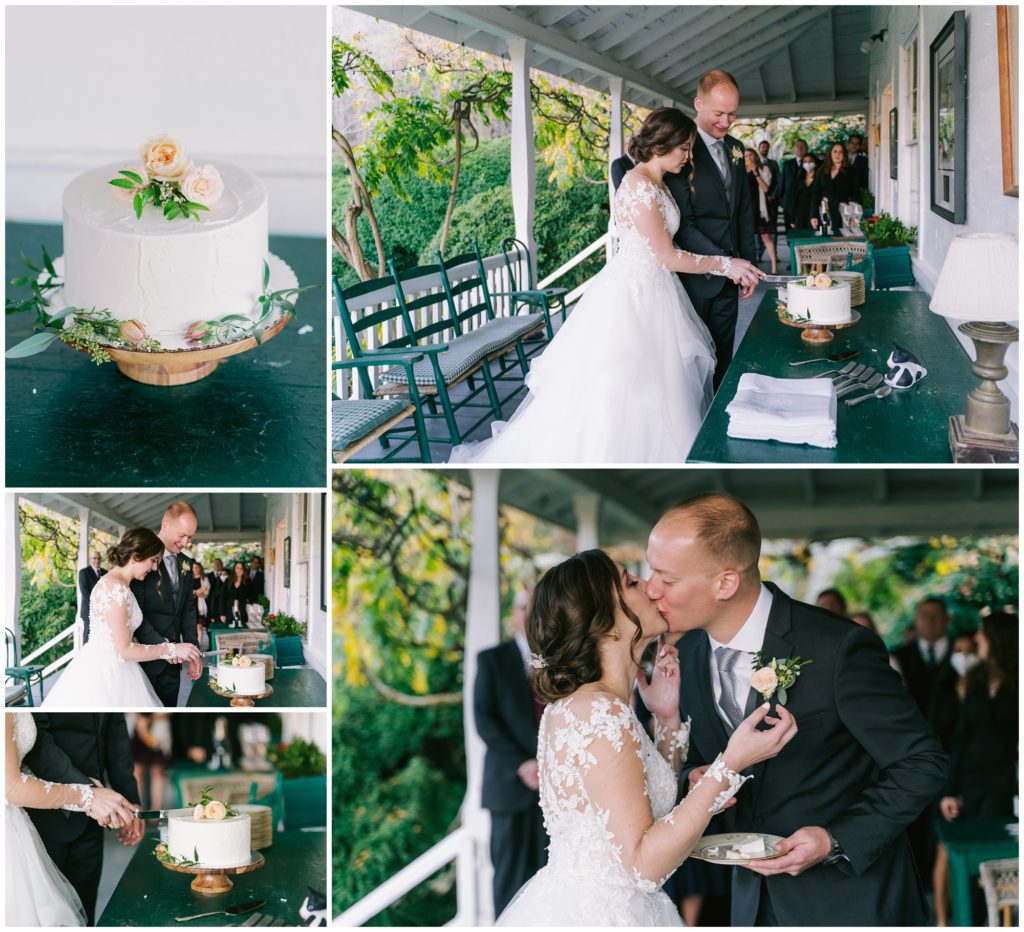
[[164, 552, 179, 595], [715, 646, 744, 731], [713, 140, 733, 203]]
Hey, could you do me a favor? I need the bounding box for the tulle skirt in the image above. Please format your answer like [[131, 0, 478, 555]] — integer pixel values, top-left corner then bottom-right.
[[496, 863, 683, 927], [449, 255, 715, 464], [5, 803, 86, 927], [42, 640, 162, 709]]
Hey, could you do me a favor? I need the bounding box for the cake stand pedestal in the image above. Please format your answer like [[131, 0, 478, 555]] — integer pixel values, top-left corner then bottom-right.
[[73, 314, 292, 386], [160, 850, 264, 894], [209, 680, 274, 708], [779, 310, 861, 344]]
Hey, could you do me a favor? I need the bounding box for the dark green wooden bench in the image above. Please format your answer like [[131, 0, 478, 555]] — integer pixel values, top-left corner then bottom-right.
[[492, 236, 568, 340]]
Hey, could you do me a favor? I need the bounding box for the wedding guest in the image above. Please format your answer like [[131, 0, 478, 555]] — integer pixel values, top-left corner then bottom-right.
[[210, 560, 231, 625], [744, 149, 778, 274], [473, 587, 549, 915], [892, 597, 953, 713], [850, 611, 877, 632], [249, 556, 266, 602], [193, 561, 210, 649], [225, 561, 251, 627], [779, 138, 808, 228], [847, 133, 869, 192], [814, 587, 848, 617], [77, 550, 106, 643], [754, 139, 780, 264], [128, 712, 172, 816], [811, 142, 859, 233], [791, 153, 819, 230]]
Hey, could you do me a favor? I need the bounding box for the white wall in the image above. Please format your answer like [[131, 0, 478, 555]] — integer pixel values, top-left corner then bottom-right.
[[5, 6, 326, 236], [870, 5, 1018, 418]]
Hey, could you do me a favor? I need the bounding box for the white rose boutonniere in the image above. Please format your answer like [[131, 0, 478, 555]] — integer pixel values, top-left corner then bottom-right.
[[749, 652, 812, 705], [729, 143, 745, 165], [178, 555, 191, 578]]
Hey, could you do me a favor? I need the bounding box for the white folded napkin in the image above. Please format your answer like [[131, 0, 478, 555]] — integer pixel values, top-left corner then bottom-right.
[[726, 373, 838, 448]]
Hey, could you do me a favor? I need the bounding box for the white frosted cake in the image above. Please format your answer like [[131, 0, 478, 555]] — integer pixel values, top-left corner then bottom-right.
[[61, 144, 268, 348], [167, 809, 251, 868], [785, 274, 852, 325], [217, 658, 266, 696]]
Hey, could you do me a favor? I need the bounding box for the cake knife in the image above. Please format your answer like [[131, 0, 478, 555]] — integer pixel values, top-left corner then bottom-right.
[[134, 809, 170, 819], [174, 900, 265, 922]]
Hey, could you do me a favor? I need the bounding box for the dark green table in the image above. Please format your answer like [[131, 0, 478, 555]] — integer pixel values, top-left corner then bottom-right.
[[688, 289, 976, 463], [934, 818, 1019, 926], [187, 667, 326, 707], [6, 221, 326, 486], [98, 828, 326, 926]]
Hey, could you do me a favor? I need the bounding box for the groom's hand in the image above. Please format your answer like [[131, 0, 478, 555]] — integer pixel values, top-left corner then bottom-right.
[[742, 825, 830, 876], [117, 819, 145, 846]]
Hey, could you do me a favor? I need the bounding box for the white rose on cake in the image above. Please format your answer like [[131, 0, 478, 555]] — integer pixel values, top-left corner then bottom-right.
[[139, 135, 190, 181], [180, 164, 225, 207]]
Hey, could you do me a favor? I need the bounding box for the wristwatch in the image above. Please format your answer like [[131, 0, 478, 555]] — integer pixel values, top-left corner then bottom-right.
[[820, 828, 847, 866]]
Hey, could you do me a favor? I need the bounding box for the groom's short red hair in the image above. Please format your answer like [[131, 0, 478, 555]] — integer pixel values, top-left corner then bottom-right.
[[163, 500, 197, 522], [661, 493, 760, 578], [696, 69, 739, 99]]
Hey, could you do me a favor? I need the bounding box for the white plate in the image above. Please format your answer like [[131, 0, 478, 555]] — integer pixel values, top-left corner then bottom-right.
[[690, 832, 784, 865]]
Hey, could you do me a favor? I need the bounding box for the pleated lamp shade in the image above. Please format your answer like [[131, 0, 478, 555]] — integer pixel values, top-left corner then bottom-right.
[[929, 232, 1019, 322]]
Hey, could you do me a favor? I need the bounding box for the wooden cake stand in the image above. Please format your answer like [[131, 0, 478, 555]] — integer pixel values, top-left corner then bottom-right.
[[73, 313, 291, 386], [159, 850, 264, 894], [779, 309, 861, 344], [209, 680, 274, 708]]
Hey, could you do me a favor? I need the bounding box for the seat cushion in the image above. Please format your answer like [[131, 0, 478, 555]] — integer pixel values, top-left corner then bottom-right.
[[332, 398, 411, 450]]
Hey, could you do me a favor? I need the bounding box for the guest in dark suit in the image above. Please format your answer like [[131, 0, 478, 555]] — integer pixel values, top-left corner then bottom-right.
[[847, 133, 869, 192], [647, 493, 947, 926], [778, 138, 808, 229], [77, 551, 106, 643], [473, 588, 548, 915], [611, 69, 756, 392], [130, 501, 202, 706], [24, 713, 143, 925], [224, 561, 252, 626], [248, 556, 266, 602], [892, 596, 954, 713], [811, 142, 860, 233]]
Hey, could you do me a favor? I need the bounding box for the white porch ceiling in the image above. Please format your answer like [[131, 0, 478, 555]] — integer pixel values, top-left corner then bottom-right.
[[343, 5, 872, 117], [440, 469, 1019, 544], [16, 492, 269, 541]]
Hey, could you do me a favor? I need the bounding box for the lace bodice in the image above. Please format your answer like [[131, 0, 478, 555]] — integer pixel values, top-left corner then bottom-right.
[[13, 712, 37, 764], [86, 576, 174, 666], [612, 170, 731, 278]]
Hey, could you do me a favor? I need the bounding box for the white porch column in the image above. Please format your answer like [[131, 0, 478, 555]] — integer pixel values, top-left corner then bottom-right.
[[573, 492, 601, 552], [461, 469, 502, 924], [6, 495, 23, 656], [508, 38, 537, 280], [75, 507, 90, 650], [607, 76, 625, 258]]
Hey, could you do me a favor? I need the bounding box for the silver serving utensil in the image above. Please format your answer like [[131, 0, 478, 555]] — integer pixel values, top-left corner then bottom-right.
[[788, 350, 858, 367], [846, 385, 893, 406], [815, 360, 859, 380], [837, 372, 882, 398], [175, 900, 264, 922], [832, 363, 866, 388], [835, 367, 877, 392]]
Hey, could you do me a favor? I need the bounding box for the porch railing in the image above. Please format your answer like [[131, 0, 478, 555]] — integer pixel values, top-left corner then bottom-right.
[[335, 826, 482, 926], [21, 622, 77, 678]]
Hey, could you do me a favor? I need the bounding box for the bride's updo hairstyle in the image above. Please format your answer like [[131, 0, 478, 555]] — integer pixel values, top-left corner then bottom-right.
[[107, 528, 163, 567], [627, 107, 697, 164], [528, 549, 644, 703]]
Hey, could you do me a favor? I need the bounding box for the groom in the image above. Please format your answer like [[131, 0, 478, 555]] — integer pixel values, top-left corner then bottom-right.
[[646, 493, 947, 926], [131, 500, 202, 707], [24, 713, 143, 925]]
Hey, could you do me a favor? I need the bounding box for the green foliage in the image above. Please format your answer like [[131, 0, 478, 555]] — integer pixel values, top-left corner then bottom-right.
[[271, 737, 327, 778], [16, 573, 75, 667], [265, 612, 306, 639], [733, 115, 866, 159], [864, 211, 917, 248]]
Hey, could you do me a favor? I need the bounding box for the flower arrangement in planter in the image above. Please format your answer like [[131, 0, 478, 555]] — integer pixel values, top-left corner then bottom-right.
[[264, 613, 305, 639], [271, 738, 326, 779], [863, 212, 917, 249]]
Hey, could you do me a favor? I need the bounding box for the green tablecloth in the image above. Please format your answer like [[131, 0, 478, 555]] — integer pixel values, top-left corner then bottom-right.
[[5, 221, 326, 486], [187, 667, 326, 707], [934, 818, 1019, 926], [687, 289, 976, 463], [98, 829, 326, 926]]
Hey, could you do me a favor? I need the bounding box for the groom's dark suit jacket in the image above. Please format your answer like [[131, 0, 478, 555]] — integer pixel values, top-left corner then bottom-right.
[[130, 552, 199, 684], [23, 713, 140, 844], [678, 583, 947, 926]]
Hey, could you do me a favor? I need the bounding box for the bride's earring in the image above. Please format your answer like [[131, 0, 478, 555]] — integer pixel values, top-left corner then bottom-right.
[[610, 629, 621, 641]]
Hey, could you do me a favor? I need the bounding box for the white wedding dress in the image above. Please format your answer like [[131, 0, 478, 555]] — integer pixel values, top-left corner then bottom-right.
[[449, 170, 718, 464], [498, 694, 742, 927], [43, 577, 162, 708], [5, 713, 88, 927]]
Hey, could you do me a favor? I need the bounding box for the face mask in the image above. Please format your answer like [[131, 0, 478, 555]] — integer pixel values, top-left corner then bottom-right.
[[803, 163, 815, 171], [950, 651, 979, 677]]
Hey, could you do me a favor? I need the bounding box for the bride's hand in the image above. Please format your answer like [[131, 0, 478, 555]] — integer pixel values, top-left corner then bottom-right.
[[636, 638, 681, 723], [172, 643, 203, 666], [88, 787, 138, 829], [726, 258, 764, 290], [722, 702, 797, 771]]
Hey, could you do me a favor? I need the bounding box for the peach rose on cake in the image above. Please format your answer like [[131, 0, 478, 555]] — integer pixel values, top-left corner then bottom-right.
[[192, 804, 206, 820], [118, 320, 148, 346], [204, 800, 227, 821], [139, 135, 190, 181], [111, 164, 149, 203], [179, 164, 224, 207]]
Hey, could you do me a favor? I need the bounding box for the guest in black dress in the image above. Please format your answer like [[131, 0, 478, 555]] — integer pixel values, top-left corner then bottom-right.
[[791, 155, 819, 230], [192, 561, 210, 649], [744, 149, 778, 273], [811, 142, 860, 233], [224, 562, 251, 627]]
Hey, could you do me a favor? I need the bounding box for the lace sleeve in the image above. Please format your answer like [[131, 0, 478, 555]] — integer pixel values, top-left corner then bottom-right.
[[618, 174, 732, 277], [5, 717, 93, 813], [574, 697, 750, 891], [653, 715, 691, 775], [98, 583, 177, 663]]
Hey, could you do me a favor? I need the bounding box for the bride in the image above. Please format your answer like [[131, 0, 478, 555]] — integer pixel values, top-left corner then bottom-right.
[[6, 714, 138, 926], [497, 550, 796, 926], [42, 529, 202, 709], [450, 108, 763, 464]]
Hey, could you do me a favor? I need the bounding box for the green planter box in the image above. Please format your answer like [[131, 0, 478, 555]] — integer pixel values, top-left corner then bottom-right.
[[872, 244, 915, 289], [282, 774, 326, 830], [274, 634, 305, 667]]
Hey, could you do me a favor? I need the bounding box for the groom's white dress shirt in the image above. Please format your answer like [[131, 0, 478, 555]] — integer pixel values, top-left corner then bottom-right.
[[707, 583, 773, 729]]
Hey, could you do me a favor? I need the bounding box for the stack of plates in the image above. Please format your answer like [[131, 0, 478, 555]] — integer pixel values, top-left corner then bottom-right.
[[831, 271, 866, 306], [236, 804, 274, 849], [249, 653, 275, 680]]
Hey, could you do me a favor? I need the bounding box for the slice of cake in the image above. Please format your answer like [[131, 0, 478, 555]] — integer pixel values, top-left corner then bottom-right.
[[166, 806, 251, 868], [217, 654, 267, 696], [785, 273, 853, 325]]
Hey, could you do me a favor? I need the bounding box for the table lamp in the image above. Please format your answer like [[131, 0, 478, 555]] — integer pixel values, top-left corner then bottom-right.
[[929, 232, 1019, 462]]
